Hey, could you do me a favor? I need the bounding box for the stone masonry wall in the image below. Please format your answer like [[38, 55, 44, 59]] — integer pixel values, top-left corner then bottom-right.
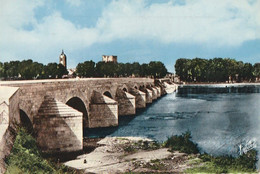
[[0, 78, 154, 126], [117, 91, 136, 116], [145, 89, 153, 104], [151, 87, 158, 100], [34, 96, 83, 153], [0, 87, 19, 174], [89, 103, 118, 128], [130, 89, 146, 109]]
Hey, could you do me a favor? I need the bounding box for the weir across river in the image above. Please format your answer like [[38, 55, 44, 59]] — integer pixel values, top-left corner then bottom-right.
[[0, 78, 176, 172]]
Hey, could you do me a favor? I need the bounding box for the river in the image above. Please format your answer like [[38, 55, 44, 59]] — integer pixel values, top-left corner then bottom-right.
[[85, 84, 260, 159]]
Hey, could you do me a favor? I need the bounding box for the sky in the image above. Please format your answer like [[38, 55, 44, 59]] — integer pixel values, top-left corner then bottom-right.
[[0, 0, 260, 72]]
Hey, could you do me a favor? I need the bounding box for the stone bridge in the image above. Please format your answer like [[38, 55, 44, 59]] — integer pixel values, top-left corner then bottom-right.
[[0, 78, 176, 171]]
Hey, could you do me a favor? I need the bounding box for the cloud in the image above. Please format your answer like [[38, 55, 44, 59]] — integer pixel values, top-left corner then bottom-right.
[[65, 0, 82, 7], [0, 0, 259, 64], [97, 0, 260, 46]]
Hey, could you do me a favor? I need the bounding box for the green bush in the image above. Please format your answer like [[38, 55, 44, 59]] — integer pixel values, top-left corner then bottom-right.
[[187, 150, 258, 173], [5, 127, 80, 174], [164, 131, 199, 154]]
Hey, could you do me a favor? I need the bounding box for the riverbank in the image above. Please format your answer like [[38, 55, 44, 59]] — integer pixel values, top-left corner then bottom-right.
[[64, 135, 258, 173], [65, 136, 200, 173], [181, 82, 260, 86], [5, 128, 258, 173]]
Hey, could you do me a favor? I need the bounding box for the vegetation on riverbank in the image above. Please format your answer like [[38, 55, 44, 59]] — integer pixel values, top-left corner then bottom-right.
[[5, 128, 258, 173], [164, 131, 199, 154], [175, 58, 260, 82], [0, 59, 167, 80], [5, 127, 82, 174], [186, 149, 258, 173], [155, 131, 258, 173]]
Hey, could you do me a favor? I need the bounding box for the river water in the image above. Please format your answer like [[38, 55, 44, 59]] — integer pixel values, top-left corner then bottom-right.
[[85, 85, 260, 158]]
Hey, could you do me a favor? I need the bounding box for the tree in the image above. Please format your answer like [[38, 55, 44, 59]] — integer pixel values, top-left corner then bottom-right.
[[140, 63, 149, 77], [57, 63, 68, 78], [190, 58, 208, 82], [130, 62, 141, 77], [240, 63, 253, 81], [4, 61, 20, 79], [95, 62, 118, 77], [175, 58, 191, 81], [253, 63, 260, 79], [18, 60, 44, 79], [42, 63, 67, 79], [148, 61, 168, 78], [175, 57, 257, 82], [116, 63, 125, 77], [76, 60, 95, 77], [0, 62, 4, 79]]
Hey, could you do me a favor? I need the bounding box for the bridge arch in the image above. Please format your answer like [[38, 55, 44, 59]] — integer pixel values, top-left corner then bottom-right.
[[146, 84, 152, 89], [103, 91, 113, 99], [139, 85, 145, 91], [119, 84, 129, 93], [19, 102, 34, 125], [66, 97, 89, 128], [20, 109, 33, 133]]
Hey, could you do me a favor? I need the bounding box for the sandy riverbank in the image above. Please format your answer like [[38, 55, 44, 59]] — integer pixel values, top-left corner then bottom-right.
[[64, 137, 199, 173]]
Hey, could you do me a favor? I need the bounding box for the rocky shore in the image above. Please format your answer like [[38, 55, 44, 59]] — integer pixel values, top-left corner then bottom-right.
[[64, 137, 200, 173]]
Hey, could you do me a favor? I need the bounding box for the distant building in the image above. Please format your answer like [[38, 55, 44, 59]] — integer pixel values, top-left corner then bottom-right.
[[102, 55, 117, 63], [68, 68, 76, 76], [59, 50, 67, 69]]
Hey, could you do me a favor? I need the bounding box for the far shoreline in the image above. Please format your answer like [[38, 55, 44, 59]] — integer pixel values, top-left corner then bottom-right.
[[180, 82, 260, 87]]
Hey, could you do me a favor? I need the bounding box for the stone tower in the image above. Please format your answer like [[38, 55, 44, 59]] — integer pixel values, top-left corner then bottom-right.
[[102, 55, 117, 63], [59, 50, 67, 69]]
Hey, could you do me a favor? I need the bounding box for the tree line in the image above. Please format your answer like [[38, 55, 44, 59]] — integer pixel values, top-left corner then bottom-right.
[[175, 58, 260, 82], [0, 60, 68, 80], [0, 59, 168, 80], [76, 61, 168, 78]]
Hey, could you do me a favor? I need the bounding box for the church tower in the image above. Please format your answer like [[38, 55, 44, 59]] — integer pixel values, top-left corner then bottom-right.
[[59, 50, 67, 69]]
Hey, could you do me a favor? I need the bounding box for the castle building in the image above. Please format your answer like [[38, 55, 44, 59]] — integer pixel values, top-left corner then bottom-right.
[[59, 50, 67, 69], [102, 55, 117, 63]]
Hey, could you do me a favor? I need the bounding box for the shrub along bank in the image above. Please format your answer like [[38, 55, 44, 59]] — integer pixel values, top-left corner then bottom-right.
[[164, 131, 258, 173], [5, 127, 82, 174], [5, 128, 258, 173]]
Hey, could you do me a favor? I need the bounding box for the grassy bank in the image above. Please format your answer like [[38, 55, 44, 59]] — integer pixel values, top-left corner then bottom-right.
[[5, 127, 82, 174], [186, 150, 257, 173], [164, 131, 258, 173], [5, 128, 258, 173]]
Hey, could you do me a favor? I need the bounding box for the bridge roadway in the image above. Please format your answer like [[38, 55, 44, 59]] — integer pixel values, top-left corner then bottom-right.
[[0, 78, 177, 171]]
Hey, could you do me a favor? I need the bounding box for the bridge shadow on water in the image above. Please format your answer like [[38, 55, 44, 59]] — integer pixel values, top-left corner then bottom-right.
[[83, 94, 166, 139], [83, 115, 135, 138], [80, 94, 167, 158]]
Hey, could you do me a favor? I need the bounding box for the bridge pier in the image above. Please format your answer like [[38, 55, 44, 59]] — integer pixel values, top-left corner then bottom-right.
[[0, 87, 19, 174], [156, 86, 161, 97], [116, 89, 136, 116], [130, 88, 146, 109], [151, 87, 158, 100], [89, 91, 118, 128], [34, 96, 83, 153], [163, 82, 177, 93], [145, 89, 153, 104]]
